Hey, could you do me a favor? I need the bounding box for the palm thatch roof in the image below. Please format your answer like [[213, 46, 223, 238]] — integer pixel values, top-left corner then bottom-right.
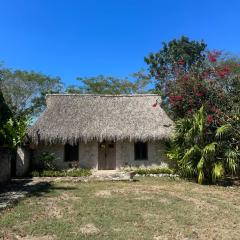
[[28, 94, 174, 144]]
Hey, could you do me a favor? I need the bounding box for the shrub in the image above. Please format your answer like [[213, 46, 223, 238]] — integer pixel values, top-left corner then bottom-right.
[[167, 106, 239, 184], [125, 167, 174, 175], [39, 151, 57, 170], [29, 168, 91, 177]]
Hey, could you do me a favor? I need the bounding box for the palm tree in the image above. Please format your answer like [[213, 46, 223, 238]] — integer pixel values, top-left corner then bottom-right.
[[168, 106, 239, 184]]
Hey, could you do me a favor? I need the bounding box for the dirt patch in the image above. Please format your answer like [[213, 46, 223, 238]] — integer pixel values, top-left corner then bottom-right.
[[153, 232, 189, 240], [134, 196, 154, 200], [79, 224, 100, 235], [59, 192, 81, 201], [95, 190, 112, 197], [1, 232, 55, 240]]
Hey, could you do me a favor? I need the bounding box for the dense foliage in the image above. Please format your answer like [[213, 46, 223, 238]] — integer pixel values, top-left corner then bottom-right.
[[167, 107, 239, 184], [146, 36, 240, 183], [0, 67, 63, 117], [66, 71, 152, 94], [29, 168, 91, 177], [131, 167, 173, 175]]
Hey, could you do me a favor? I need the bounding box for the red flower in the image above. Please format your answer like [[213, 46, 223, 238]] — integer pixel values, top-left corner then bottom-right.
[[214, 51, 222, 55], [183, 75, 189, 81], [175, 95, 183, 101], [188, 99, 193, 104], [169, 95, 183, 103], [208, 54, 217, 62], [196, 92, 204, 97], [178, 59, 185, 65], [216, 66, 230, 78], [208, 50, 221, 62], [207, 115, 214, 123], [152, 102, 157, 107]]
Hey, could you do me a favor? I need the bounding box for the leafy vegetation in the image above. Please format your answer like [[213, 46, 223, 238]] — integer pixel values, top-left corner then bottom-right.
[[145, 36, 240, 183], [125, 167, 173, 175], [167, 106, 239, 184], [38, 151, 58, 170], [66, 71, 152, 94], [29, 168, 91, 177], [0, 66, 63, 117]]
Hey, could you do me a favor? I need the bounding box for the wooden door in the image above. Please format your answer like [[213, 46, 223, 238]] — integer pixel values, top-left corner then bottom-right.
[[98, 141, 116, 170]]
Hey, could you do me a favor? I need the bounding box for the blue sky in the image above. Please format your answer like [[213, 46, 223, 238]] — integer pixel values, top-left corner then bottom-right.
[[0, 0, 240, 86]]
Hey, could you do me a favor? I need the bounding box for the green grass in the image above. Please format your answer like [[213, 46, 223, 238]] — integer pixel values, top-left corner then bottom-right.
[[1, 177, 240, 240]]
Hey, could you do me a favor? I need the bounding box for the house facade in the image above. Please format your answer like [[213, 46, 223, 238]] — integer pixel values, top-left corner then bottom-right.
[[27, 94, 174, 170]]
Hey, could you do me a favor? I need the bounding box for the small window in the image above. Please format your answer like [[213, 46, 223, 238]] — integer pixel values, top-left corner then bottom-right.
[[134, 142, 148, 160], [64, 143, 79, 162]]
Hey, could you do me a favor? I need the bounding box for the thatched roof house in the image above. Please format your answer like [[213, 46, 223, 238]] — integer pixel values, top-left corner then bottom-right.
[[27, 94, 174, 170]]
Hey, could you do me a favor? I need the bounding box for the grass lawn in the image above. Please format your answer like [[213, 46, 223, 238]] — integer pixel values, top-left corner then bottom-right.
[[0, 177, 240, 240]]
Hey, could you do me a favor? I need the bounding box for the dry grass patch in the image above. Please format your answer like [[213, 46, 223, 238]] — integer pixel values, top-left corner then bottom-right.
[[0, 177, 240, 240], [79, 223, 100, 235]]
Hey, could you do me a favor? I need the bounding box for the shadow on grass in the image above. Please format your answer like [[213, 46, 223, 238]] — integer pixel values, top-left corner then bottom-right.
[[0, 179, 78, 211]]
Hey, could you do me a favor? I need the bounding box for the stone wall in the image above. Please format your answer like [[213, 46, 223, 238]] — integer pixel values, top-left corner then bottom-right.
[[16, 147, 30, 177], [0, 147, 11, 184]]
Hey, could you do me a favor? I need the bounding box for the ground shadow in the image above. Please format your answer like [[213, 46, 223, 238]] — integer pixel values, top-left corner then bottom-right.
[[0, 178, 78, 211]]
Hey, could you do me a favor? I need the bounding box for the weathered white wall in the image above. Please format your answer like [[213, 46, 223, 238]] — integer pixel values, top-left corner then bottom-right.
[[16, 147, 30, 177], [116, 141, 168, 169], [33, 140, 168, 170], [33, 144, 67, 169], [33, 142, 98, 169], [79, 142, 98, 169]]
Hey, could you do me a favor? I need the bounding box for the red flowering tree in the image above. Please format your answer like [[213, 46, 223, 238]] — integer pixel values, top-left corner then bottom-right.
[[146, 37, 240, 179], [145, 37, 239, 124]]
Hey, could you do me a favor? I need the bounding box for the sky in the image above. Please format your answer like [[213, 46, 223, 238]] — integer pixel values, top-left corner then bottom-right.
[[0, 0, 240, 87]]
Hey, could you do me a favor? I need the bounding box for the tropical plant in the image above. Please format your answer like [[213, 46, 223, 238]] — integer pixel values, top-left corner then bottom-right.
[[167, 106, 239, 184], [39, 151, 57, 170]]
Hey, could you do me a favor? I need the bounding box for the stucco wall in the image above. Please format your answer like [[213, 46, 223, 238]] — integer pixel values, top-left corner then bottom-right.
[[79, 142, 98, 169], [116, 141, 168, 169], [33, 142, 98, 169], [33, 141, 168, 170], [16, 147, 30, 177]]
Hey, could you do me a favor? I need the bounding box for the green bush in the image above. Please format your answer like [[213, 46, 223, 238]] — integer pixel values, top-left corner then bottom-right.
[[29, 168, 91, 177], [39, 151, 57, 170], [131, 167, 173, 175], [167, 106, 239, 184]]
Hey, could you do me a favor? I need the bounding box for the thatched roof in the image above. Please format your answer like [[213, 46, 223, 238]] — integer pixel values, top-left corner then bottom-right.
[[28, 94, 174, 144]]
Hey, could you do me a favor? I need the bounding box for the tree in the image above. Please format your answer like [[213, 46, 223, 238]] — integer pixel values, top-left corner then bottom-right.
[[1, 67, 63, 117], [66, 71, 152, 94], [145, 36, 240, 124], [144, 36, 207, 93], [167, 106, 239, 184]]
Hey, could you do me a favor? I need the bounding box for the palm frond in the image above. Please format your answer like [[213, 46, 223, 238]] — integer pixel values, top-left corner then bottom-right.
[[203, 142, 217, 158], [216, 124, 232, 140], [225, 149, 239, 173], [212, 163, 224, 183]]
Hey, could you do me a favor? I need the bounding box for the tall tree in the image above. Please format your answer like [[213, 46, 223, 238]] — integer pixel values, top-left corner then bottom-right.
[[144, 36, 207, 93], [1, 67, 63, 117], [66, 71, 152, 94]]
